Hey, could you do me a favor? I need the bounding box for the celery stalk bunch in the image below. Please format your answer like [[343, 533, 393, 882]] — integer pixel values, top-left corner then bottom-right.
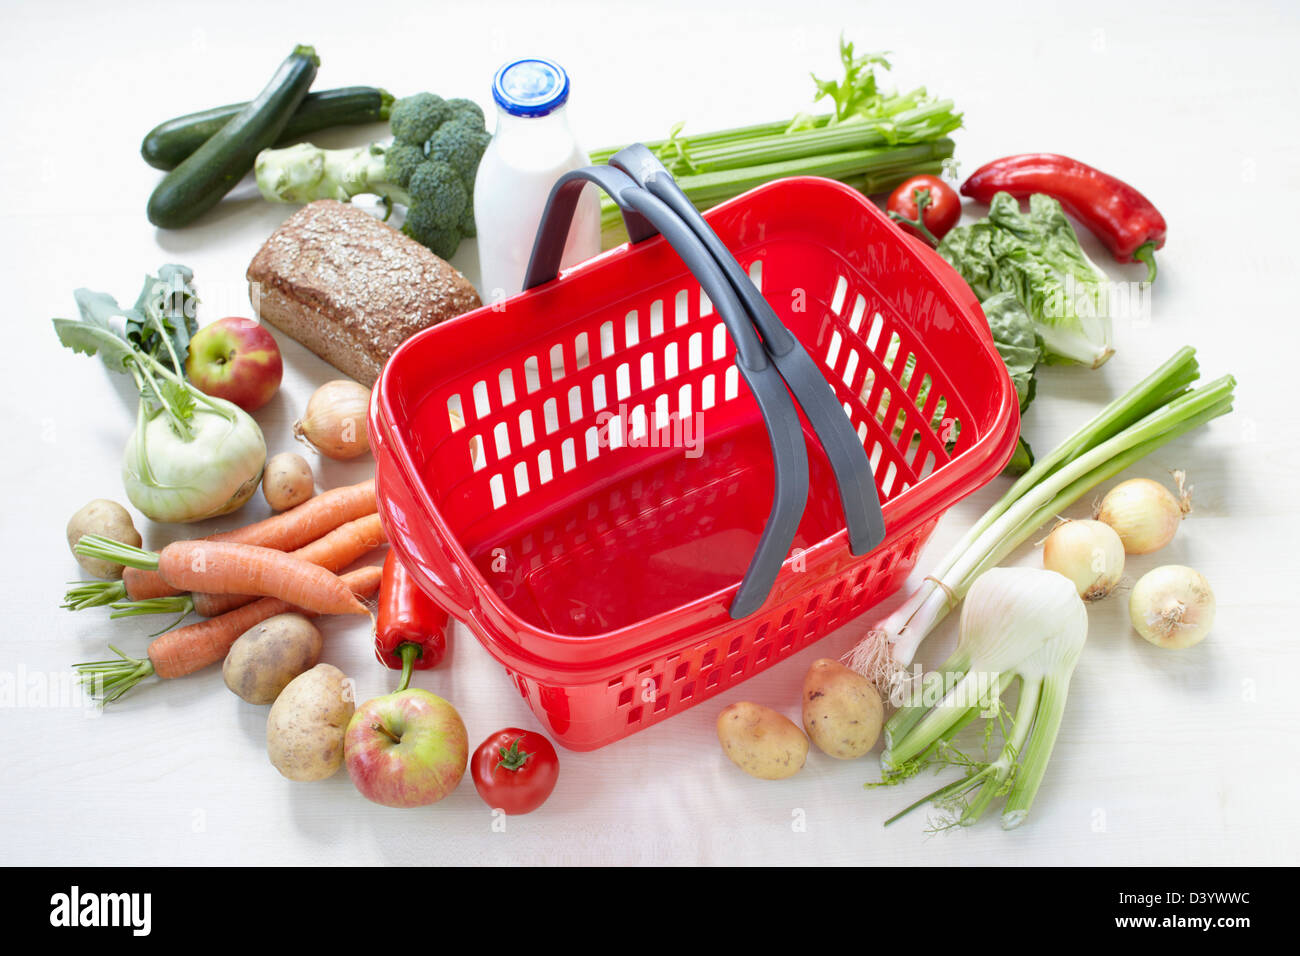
[[589, 38, 962, 246]]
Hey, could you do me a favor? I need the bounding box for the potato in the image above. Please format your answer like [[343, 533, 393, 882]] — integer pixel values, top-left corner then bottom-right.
[[801, 658, 883, 759], [66, 499, 142, 579], [262, 452, 314, 512], [716, 701, 808, 780], [224, 613, 323, 705], [266, 663, 353, 781]]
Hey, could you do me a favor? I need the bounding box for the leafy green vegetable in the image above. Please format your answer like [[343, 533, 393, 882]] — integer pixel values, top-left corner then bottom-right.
[[981, 292, 1042, 475], [981, 292, 1040, 412], [938, 192, 1114, 369]]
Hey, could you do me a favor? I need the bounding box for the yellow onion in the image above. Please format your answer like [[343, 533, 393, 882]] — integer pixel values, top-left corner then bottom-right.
[[1094, 473, 1190, 554], [1129, 565, 1215, 649], [1042, 519, 1125, 601], [294, 380, 371, 460]]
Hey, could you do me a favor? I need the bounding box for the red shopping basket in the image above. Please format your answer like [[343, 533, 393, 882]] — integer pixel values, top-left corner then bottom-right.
[[371, 174, 1019, 751]]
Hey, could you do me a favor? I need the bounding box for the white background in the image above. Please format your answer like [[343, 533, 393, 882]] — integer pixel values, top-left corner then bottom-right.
[[2, 0, 1297, 866]]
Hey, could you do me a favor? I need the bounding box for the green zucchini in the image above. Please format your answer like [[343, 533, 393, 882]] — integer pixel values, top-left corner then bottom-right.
[[141, 86, 394, 171], [146, 44, 320, 229]]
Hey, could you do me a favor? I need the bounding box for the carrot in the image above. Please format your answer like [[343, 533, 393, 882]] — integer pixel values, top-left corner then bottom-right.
[[152, 565, 383, 679], [77, 565, 383, 699], [193, 513, 387, 617], [75, 535, 373, 616], [154, 541, 371, 615], [122, 478, 377, 600], [122, 566, 180, 601], [209, 478, 376, 548]]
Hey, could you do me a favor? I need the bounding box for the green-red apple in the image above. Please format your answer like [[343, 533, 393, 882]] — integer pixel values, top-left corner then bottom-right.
[[344, 688, 468, 808], [186, 317, 282, 412]]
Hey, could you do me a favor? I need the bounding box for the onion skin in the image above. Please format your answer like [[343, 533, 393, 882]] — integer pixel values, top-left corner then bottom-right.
[[1042, 519, 1125, 601], [1129, 565, 1215, 649], [1095, 477, 1185, 554], [294, 380, 371, 460]]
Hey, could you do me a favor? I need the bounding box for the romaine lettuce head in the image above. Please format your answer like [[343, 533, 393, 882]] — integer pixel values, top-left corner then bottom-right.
[[939, 192, 1114, 368], [981, 291, 1041, 412]]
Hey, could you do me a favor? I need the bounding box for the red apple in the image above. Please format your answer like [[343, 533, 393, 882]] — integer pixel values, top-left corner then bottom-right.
[[186, 317, 283, 412], [344, 689, 468, 808]]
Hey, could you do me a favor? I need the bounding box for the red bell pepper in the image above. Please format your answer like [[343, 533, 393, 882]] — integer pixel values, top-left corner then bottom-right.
[[375, 549, 449, 691], [961, 154, 1167, 282]]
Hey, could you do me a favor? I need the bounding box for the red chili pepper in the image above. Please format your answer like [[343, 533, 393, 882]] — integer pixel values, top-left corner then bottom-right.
[[961, 154, 1167, 282], [375, 549, 449, 691]]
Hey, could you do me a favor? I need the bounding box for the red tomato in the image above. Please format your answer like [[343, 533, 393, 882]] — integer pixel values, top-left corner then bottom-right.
[[470, 728, 560, 815], [885, 174, 961, 245]]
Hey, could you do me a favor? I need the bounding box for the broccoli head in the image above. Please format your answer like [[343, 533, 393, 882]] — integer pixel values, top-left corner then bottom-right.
[[255, 90, 491, 262], [401, 205, 461, 260], [390, 93, 452, 146], [444, 98, 486, 128], [383, 141, 426, 190], [426, 121, 492, 185], [407, 162, 468, 227]]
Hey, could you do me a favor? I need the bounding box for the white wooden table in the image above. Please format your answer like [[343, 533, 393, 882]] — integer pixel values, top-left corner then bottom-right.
[[2, 0, 1296, 865]]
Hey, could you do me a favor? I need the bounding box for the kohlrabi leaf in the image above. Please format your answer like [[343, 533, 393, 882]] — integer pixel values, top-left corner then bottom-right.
[[938, 192, 1114, 368], [130, 264, 198, 375], [53, 312, 138, 375], [67, 288, 145, 373], [55, 266, 201, 431]]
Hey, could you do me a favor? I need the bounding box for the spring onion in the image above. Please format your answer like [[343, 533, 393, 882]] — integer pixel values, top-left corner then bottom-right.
[[878, 567, 1088, 830], [844, 347, 1235, 691]]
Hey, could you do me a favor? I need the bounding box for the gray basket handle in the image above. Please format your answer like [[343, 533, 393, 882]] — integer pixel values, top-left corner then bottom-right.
[[523, 164, 809, 618], [522, 166, 655, 291], [611, 144, 886, 555]]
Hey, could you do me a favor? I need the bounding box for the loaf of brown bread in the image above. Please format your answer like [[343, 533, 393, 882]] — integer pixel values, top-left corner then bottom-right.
[[247, 200, 481, 386]]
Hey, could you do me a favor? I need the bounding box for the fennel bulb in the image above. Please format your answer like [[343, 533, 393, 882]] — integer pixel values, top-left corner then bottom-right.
[[880, 567, 1088, 830]]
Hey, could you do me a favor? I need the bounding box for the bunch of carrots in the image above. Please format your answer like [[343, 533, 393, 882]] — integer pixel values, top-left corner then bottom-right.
[[66, 479, 389, 702]]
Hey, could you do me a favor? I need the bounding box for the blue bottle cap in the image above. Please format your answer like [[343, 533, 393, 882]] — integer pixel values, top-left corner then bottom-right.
[[492, 58, 570, 117]]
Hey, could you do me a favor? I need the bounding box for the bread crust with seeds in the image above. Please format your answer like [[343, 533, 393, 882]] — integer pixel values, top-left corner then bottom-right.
[[247, 200, 481, 385]]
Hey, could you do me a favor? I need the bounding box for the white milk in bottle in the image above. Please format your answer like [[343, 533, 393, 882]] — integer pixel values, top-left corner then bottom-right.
[[474, 58, 601, 372]]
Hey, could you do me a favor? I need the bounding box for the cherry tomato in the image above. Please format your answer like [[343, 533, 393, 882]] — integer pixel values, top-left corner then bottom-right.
[[470, 728, 560, 815], [885, 174, 961, 245]]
